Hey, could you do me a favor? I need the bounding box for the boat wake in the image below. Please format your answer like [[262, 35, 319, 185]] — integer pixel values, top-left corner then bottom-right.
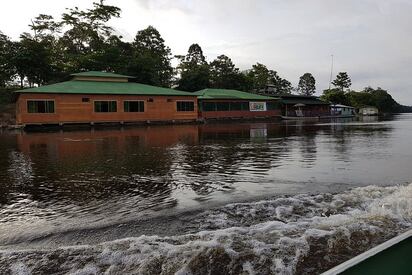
[[1, 183, 411, 275]]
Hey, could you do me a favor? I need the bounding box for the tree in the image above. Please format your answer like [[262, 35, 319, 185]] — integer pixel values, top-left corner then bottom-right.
[[0, 32, 15, 87], [297, 73, 316, 96], [247, 63, 292, 95], [127, 26, 173, 87], [321, 88, 350, 105], [209, 54, 248, 90], [11, 34, 54, 87], [332, 72, 351, 91], [176, 44, 210, 92], [58, 0, 121, 72]]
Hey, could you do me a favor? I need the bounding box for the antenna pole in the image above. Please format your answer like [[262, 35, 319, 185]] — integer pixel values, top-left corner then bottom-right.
[[328, 54, 334, 90]]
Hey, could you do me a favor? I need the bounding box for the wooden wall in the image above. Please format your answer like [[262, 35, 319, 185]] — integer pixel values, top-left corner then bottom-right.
[[16, 93, 198, 125]]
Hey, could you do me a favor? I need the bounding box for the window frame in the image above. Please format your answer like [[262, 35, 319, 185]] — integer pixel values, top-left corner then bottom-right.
[[176, 100, 195, 112], [93, 100, 118, 113], [124, 100, 145, 113], [26, 99, 55, 114]]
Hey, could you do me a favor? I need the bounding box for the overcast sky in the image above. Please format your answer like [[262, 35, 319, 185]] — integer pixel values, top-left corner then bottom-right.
[[1, 0, 411, 103]]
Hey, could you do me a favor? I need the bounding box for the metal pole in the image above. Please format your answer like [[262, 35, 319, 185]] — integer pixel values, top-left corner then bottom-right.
[[328, 54, 334, 90]]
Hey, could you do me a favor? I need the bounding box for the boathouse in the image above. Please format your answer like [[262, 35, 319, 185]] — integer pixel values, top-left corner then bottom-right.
[[330, 104, 356, 117], [15, 71, 198, 126], [279, 95, 330, 118], [359, 106, 379, 116], [194, 88, 280, 120]]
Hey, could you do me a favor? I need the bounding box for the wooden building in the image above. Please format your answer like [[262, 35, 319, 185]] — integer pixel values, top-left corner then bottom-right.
[[194, 88, 280, 120], [330, 104, 356, 117], [359, 106, 379, 116], [15, 71, 198, 126], [279, 95, 330, 119]]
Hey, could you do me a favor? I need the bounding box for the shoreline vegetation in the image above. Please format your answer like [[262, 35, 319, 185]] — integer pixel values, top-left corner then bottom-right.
[[1, 1, 411, 127]]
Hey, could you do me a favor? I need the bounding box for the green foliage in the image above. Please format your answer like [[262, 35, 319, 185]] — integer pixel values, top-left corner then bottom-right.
[[0, 32, 15, 87], [14, 34, 60, 87], [176, 44, 210, 92], [246, 63, 292, 95], [332, 72, 352, 91], [297, 73, 316, 96], [209, 55, 250, 90], [0, 88, 16, 104], [128, 26, 173, 87], [321, 86, 404, 113], [321, 88, 350, 105]]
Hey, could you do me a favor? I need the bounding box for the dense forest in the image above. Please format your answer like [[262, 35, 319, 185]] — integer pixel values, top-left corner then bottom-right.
[[0, 0, 410, 113]]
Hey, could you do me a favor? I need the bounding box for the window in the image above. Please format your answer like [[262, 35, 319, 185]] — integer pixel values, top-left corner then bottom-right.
[[216, 102, 230, 111], [177, 101, 194, 112], [94, 101, 117, 112], [203, 102, 216, 111], [82, 98, 90, 103], [124, 101, 144, 112], [267, 102, 279, 110], [202, 101, 249, 112], [230, 102, 249, 111], [27, 100, 54, 113]]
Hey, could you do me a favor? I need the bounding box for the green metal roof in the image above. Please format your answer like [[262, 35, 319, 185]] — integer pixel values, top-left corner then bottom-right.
[[70, 71, 135, 78], [194, 88, 276, 100], [281, 99, 330, 105], [15, 80, 194, 96]]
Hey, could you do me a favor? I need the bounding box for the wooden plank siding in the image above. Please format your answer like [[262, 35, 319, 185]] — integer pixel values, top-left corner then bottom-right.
[[16, 93, 198, 125]]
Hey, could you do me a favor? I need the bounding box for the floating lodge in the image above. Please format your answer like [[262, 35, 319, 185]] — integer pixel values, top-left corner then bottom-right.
[[194, 88, 280, 120], [16, 72, 198, 126], [15, 71, 362, 127], [279, 95, 331, 119]]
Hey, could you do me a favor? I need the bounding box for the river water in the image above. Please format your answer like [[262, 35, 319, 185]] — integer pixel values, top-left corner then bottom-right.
[[0, 115, 412, 274]]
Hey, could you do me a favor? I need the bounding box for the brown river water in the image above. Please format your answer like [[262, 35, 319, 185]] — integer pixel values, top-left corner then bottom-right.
[[0, 114, 411, 274]]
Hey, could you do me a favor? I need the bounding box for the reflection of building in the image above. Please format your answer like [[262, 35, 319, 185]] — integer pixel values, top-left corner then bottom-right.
[[194, 89, 280, 120], [330, 104, 356, 117], [359, 106, 379, 116], [279, 95, 330, 119], [17, 125, 199, 158], [15, 71, 198, 126]]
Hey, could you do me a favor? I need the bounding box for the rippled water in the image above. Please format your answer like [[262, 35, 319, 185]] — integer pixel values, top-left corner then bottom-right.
[[1, 114, 412, 274]]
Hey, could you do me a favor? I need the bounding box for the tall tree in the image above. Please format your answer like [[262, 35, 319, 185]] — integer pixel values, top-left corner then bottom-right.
[[176, 44, 210, 92], [247, 63, 292, 95], [0, 32, 15, 87], [209, 54, 248, 90], [297, 73, 316, 96], [128, 26, 173, 87], [12, 34, 54, 87], [332, 72, 352, 91], [59, 0, 121, 71]]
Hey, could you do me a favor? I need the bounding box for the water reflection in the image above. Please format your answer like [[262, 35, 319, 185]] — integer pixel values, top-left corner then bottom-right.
[[0, 115, 411, 243]]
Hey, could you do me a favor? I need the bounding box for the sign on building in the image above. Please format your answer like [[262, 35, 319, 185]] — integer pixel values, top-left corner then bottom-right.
[[249, 102, 267, 112]]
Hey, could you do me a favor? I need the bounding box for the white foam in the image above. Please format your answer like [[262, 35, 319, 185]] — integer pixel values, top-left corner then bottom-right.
[[1, 183, 411, 274]]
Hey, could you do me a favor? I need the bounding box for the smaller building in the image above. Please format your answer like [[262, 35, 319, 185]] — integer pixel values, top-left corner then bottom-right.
[[279, 95, 330, 119], [330, 104, 356, 117], [194, 88, 280, 120], [359, 106, 379, 116]]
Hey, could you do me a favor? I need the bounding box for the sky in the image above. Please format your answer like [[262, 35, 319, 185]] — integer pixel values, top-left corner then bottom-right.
[[0, 0, 411, 104]]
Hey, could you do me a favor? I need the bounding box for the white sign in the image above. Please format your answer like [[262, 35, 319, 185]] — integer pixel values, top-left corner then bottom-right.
[[249, 102, 266, 112]]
